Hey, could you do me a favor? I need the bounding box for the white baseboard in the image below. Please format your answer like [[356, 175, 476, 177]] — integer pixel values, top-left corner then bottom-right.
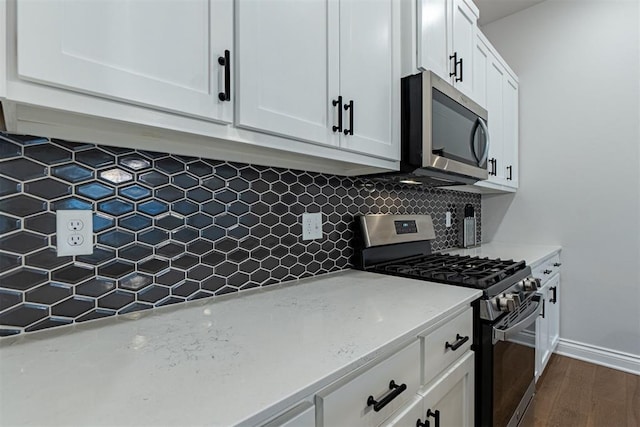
[[555, 338, 640, 375]]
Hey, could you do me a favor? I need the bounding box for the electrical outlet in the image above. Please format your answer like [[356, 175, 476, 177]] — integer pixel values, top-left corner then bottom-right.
[[302, 212, 322, 241], [57, 210, 93, 256]]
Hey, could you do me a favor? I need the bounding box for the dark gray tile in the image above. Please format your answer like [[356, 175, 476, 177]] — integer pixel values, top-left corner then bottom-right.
[[201, 225, 224, 241], [215, 189, 237, 204], [76, 308, 116, 323], [138, 258, 169, 275], [76, 247, 115, 265], [101, 145, 131, 155], [157, 269, 185, 286], [119, 214, 152, 231], [202, 251, 225, 267], [75, 148, 115, 168], [172, 227, 198, 243], [138, 285, 169, 303], [202, 176, 224, 191], [0, 139, 21, 159], [0, 176, 20, 197], [0, 158, 47, 181], [0, 289, 22, 311], [172, 173, 198, 189], [0, 195, 47, 217], [22, 213, 54, 235], [93, 214, 115, 233], [0, 231, 48, 254], [155, 157, 184, 175], [156, 296, 184, 307], [98, 290, 135, 310], [187, 239, 213, 255], [0, 253, 21, 274], [186, 188, 213, 203], [0, 304, 49, 327], [25, 317, 73, 332], [215, 164, 238, 179], [98, 199, 134, 216], [24, 144, 72, 165], [111, 245, 148, 265], [98, 261, 135, 279], [51, 265, 95, 284], [51, 197, 93, 211], [98, 230, 135, 247], [186, 161, 213, 177], [172, 254, 198, 270], [0, 215, 20, 235], [51, 296, 95, 318], [25, 248, 72, 270], [51, 139, 93, 151], [202, 200, 224, 216], [187, 265, 213, 281], [172, 200, 198, 216], [138, 200, 168, 216], [0, 267, 49, 291], [25, 283, 72, 304], [188, 290, 215, 300], [155, 214, 184, 230], [155, 186, 184, 202], [52, 164, 94, 183], [201, 276, 225, 292], [172, 280, 200, 297], [76, 278, 116, 297], [138, 229, 168, 245], [118, 302, 153, 314], [138, 171, 169, 188], [118, 273, 152, 291], [24, 178, 72, 200], [2, 134, 48, 146], [156, 242, 184, 259]]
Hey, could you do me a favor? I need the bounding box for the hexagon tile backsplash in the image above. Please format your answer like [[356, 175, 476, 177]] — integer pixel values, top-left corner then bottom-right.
[[0, 133, 481, 336]]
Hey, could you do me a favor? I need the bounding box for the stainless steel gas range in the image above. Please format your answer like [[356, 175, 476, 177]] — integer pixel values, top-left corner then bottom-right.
[[355, 214, 542, 427]]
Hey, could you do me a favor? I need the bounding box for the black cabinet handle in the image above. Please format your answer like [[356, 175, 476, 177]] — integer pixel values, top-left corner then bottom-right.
[[550, 286, 557, 304], [332, 96, 343, 133], [506, 165, 513, 180], [427, 409, 440, 427], [344, 100, 354, 135], [416, 419, 430, 427], [492, 158, 498, 176], [449, 52, 458, 78], [553, 263, 562, 267], [457, 57, 463, 82], [218, 49, 231, 102], [366, 380, 407, 412], [543, 269, 552, 275], [445, 334, 469, 351], [541, 298, 546, 319]]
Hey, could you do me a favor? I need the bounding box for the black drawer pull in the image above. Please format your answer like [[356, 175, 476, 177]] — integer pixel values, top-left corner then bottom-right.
[[550, 286, 557, 304], [332, 96, 343, 133], [416, 418, 430, 427], [427, 409, 441, 427], [445, 334, 469, 351], [366, 380, 407, 412], [449, 52, 458, 78], [506, 165, 513, 180], [553, 263, 562, 267], [543, 269, 552, 274], [217, 49, 231, 102]]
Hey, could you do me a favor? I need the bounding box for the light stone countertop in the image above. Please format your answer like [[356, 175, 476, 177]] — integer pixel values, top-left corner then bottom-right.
[[446, 241, 562, 267], [0, 270, 481, 427]]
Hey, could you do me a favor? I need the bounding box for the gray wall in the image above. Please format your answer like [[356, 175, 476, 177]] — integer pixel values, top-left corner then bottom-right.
[[482, 0, 640, 356]]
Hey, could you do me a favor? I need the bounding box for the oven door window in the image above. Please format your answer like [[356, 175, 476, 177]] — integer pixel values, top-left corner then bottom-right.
[[431, 88, 488, 168]]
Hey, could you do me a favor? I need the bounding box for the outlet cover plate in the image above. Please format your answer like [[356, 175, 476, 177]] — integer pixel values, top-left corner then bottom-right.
[[302, 212, 322, 241], [56, 210, 93, 256]]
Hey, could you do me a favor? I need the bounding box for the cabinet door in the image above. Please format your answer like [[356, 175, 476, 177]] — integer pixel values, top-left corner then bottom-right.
[[236, 0, 339, 147], [502, 75, 519, 188], [339, 0, 398, 160], [379, 396, 424, 427], [420, 351, 475, 427], [547, 275, 560, 353], [472, 33, 489, 109], [416, 0, 450, 80], [450, 0, 476, 97], [486, 57, 505, 184], [17, 0, 232, 122], [536, 285, 551, 380]]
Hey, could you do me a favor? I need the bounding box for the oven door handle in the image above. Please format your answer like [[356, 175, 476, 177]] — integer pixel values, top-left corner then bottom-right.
[[492, 296, 542, 345]]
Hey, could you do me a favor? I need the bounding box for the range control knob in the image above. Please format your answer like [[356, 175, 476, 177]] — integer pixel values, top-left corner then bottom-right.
[[497, 294, 518, 312], [522, 277, 541, 291]]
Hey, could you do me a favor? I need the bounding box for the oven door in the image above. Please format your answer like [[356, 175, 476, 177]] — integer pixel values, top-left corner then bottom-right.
[[491, 297, 541, 427]]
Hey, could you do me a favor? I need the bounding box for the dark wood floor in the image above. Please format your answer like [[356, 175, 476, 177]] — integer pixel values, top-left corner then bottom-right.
[[521, 354, 640, 427]]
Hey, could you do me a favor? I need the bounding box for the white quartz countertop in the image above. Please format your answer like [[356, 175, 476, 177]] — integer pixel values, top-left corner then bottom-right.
[[0, 270, 481, 427], [446, 241, 562, 267]]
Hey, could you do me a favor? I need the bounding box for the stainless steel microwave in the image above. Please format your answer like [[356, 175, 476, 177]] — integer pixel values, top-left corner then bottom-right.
[[369, 71, 489, 186]]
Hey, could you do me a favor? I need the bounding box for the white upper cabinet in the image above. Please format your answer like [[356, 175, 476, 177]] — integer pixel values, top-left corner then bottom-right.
[[486, 55, 505, 184], [502, 75, 519, 187], [16, 0, 233, 123], [236, 0, 339, 147], [338, 0, 398, 159], [237, 0, 399, 160], [416, 0, 478, 99], [472, 34, 489, 109]]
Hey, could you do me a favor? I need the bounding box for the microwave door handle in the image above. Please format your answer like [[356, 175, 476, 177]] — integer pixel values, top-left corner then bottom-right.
[[470, 120, 480, 163], [477, 118, 490, 166]]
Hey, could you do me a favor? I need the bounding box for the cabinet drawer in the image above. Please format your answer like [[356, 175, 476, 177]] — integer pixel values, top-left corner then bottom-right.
[[532, 252, 561, 285], [316, 341, 420, 427], [422, 308, 473, 386]]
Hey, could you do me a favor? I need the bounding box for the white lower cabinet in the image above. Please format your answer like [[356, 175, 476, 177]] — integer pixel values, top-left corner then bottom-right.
[[262, 402, 315, 427], [316, 341, 420, 427]]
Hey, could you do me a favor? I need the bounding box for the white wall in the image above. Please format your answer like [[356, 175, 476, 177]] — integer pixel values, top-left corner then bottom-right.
[[482, 0, 640, 357]]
